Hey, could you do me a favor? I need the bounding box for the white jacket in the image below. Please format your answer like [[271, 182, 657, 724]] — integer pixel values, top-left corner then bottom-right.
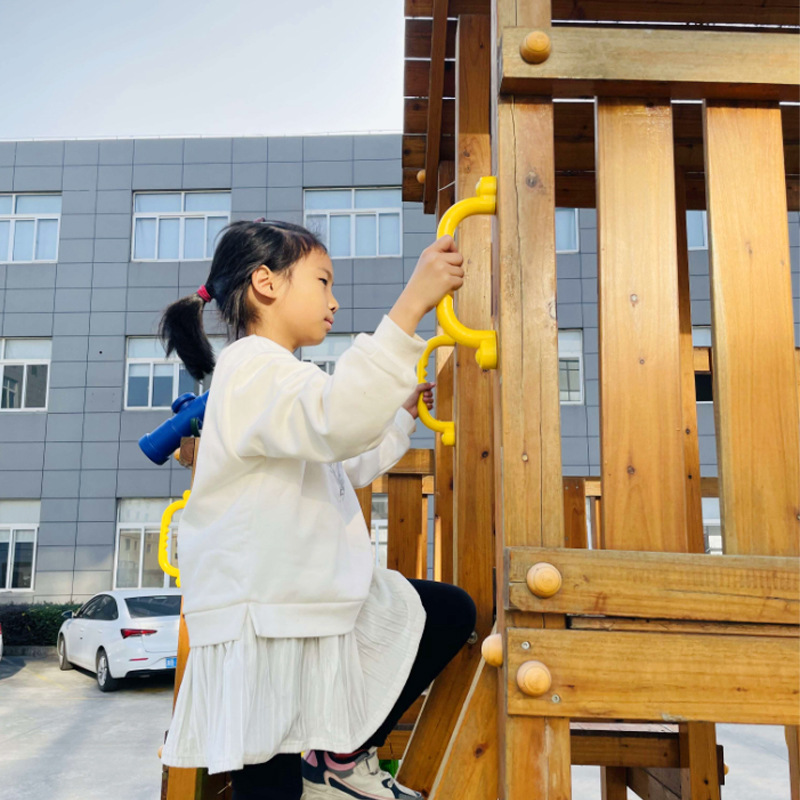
[[177, 315, 427, 646]]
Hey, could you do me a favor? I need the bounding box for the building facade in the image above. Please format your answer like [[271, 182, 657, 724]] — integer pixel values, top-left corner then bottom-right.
[[0, 134, 797, 603]]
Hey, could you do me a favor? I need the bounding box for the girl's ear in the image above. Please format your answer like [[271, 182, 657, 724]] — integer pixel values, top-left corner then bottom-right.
[[251, 264, 280, 299]]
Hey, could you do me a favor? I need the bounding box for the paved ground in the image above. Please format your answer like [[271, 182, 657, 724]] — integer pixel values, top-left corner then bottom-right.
[[0, 655, 792, 800]]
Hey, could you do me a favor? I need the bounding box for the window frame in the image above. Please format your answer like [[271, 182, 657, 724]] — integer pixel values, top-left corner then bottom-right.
[[0, 338, 51, 413], [686, 209, 709, 251], [555, 207, 580, 255], [113, 509, 180, 591], [303, 188, 403, 259], [298, 333, 358, 374], [0, 193, 62, 264], [558, 329, 584, 405], [0, 525, 38, 592], [124, 335, 225, 410], [131, 191, 231, 262]]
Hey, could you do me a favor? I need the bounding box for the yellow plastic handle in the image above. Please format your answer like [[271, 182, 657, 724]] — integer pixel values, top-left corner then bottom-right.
[[436, 176, 498, 370], [159, 490, 190, 587], [416, 333, 456, 446]]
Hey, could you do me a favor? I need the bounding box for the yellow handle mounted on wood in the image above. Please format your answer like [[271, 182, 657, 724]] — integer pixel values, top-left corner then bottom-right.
[[416, 175, 498, 446], [159, 490, 190, 587]]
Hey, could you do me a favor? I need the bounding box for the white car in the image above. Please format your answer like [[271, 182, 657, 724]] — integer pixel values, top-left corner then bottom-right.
[[57, 588, 182, 692]]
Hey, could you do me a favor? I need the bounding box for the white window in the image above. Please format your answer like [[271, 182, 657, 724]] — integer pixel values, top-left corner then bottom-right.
[[114, 498, 182, 589], [692, 326, 712, 347], [0, 338, 51, 411], [0, 194, 61, 263], [304, 188, 402, 259], [555, 208, 579, 254], [692, 326, 713, 403], [125, 336, 227, 409], [370, 494, 388, 568], [298, 334, 356, 374], [0, 500, 39, 591], [702, 497, 722, 555], [558, 330, 584, 404], [687, 210, 708, 250], [132, 192, 231, 261]]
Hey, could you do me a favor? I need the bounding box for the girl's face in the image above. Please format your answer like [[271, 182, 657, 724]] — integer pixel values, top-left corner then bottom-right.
[[247, 248, 339, 352]]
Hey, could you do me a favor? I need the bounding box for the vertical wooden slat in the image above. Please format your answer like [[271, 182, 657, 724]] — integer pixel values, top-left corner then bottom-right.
[[703, 101, 800, 559], [423, 0, 449, 214], [600, 767, 627, 800], [596, 98, 688, 554], [388, 474, 426, 579], [704, 100, 800, 796], [563, 478, 588, 548], [355, 485, 373, 534], [399, 17, 493, 797]]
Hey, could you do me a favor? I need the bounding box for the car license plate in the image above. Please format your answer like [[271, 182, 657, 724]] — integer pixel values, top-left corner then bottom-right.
[[165, 657, 177, 668]]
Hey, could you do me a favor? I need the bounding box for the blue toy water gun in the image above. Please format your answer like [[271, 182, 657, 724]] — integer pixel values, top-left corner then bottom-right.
[[139, 392, 208, 465]]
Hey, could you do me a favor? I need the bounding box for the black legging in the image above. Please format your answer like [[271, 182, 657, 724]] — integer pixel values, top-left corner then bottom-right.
[[229, 578, 477, 800]]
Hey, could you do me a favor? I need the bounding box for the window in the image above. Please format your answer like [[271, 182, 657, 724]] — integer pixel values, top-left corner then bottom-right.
[[92, 595, 119, 621], [125, 336, 227, 409], [0, 194, 61, 263], [298, 334, 356, 374], [702, 497, 722, 554], [0, 338, 51, 411], [114, 498, 183, 589], [304, 189, 402, 258], [558, 330, 584, 404], [0, 500, 39, 591], [125, 595, 181, 618], [370, 494, 389, 568], [687, 210, 708, 250], [132, 192, 231, 261], [555, 208, 579, 254]]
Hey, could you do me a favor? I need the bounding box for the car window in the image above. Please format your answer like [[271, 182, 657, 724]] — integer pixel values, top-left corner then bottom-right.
[[124, 595, 182, 618], [79, 597, 104, 620], [94, 596, 119, 621]]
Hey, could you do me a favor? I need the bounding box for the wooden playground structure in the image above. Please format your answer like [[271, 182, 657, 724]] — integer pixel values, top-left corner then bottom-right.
[[161, 1, 799, 797]]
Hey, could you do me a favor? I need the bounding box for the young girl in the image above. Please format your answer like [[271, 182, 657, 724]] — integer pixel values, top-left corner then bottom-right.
[[158, 220, 477, 800]]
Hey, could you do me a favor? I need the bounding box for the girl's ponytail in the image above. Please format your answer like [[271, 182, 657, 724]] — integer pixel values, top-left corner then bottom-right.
[[158, 288, 217, 382]]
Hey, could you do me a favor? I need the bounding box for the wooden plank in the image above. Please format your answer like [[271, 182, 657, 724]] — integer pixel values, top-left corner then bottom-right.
[[596, 98, 688, 553], [675, 167, 706, 555], [429, 659, 499, 800], [405, 59, 456, 99], [563, 478, 588, 548], [403, 134, 456, 169], [387, 474, 426, 579], [405, 18, 457, 59], [501, 27, 800, 100], [704, 101, 800, 559], [398, 18, 493, 795], [355, 485, 372, 533], [629, 767, 682, 800], [372, 473, 434, 494], [570, 616, 800, 639], [787, 725, 800, 800], [405, 0, 800, 25], [679, 721, 721, 799], [507, 547, 800, 625], [601, 767, 627, 800], [571, 729, 680, 768], [405, 98, 456, 135], [506, 627, 800, 725], [423, 0, 450, 214]]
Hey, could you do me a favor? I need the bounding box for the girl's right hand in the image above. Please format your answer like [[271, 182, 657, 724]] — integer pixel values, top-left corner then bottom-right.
[[404, 235, 465, 315]]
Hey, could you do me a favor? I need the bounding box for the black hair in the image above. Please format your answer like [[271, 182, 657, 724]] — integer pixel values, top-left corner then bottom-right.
[[158, 220, 326, 381]]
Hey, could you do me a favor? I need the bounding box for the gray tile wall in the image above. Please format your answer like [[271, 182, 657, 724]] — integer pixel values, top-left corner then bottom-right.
[[0, 134, 798, 604]]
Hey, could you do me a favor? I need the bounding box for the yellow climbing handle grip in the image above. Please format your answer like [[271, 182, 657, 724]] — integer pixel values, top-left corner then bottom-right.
[[437, 176, 498, 370], [416, 334, 456, 446], [159, 490, 190, 587]]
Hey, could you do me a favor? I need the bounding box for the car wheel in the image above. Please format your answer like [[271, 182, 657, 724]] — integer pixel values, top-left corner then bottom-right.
[[96, 648, 120, 692], [57, 635, 73, 671]]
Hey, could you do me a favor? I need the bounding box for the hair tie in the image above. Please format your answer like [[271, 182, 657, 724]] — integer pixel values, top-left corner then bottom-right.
[[197, 285, 212, 303], [253, 217, 266, 223]]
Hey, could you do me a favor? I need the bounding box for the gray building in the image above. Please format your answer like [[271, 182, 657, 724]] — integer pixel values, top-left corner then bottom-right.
[[0, 134, 797, 603]]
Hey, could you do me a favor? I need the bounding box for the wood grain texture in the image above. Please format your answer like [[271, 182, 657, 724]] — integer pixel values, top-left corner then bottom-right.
[[506, 627, 800, 725], [501, 27, 800, 100], [679, 721, 721, 800], [704, 101, 800, 560], [597, 99, 688, 553], [507, 547, 800, 624], [563, 478, 588, 548], [423, 0, 449, 214], [388, 475, 426, 579]]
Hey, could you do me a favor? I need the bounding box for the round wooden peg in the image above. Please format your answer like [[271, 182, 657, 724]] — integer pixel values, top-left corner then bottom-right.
[[520, 31, 552, 64], [416, 169, 426, 184], [526, 562, 562, 598], [516, 660, 552, 697], [481, 633, 503, 667]]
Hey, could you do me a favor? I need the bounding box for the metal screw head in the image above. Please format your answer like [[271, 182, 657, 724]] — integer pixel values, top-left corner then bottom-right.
[[521, 641, 531, 650], [551, 694, 561, 703], [467, 631, 478, 645]]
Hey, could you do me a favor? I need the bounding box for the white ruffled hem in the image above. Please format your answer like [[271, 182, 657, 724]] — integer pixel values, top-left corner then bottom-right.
[[160, 567, 426, 775]]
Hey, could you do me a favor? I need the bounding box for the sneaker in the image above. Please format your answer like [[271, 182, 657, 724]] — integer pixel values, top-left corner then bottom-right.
[[302, 747, 422, 799]]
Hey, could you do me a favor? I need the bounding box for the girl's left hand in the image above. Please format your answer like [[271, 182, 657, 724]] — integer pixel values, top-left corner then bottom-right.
[[403, 382, 435, 420]]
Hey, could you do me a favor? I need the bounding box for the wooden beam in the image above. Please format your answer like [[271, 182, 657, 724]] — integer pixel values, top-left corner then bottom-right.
[[402, 133, 456, 169], [503, 26, 800, 98], [563, 478, 588, 548], [387, 474, 426, 579], [404, 59, 456, 98], [423, 0, 450, 214], [571, 729, 680, 768], [507, 547, 800, 624], [570, 616, 800, 639], [405, 98, 456, 135], [405, 18, 458, 59], [506, 627, 800, 725]]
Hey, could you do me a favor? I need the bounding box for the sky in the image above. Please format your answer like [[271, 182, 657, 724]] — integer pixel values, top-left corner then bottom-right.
[[0, 0, 406, 140]]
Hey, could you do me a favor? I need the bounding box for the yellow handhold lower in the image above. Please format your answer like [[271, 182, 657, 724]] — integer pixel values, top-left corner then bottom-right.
[[417, 334, 456, 446], [159, 490, 190, 587]]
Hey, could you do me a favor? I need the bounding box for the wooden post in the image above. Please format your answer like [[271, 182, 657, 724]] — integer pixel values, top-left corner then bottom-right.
[[563, 478, 588, 549], [388, 474, 426, 579], [398, 16, 494, 796]]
